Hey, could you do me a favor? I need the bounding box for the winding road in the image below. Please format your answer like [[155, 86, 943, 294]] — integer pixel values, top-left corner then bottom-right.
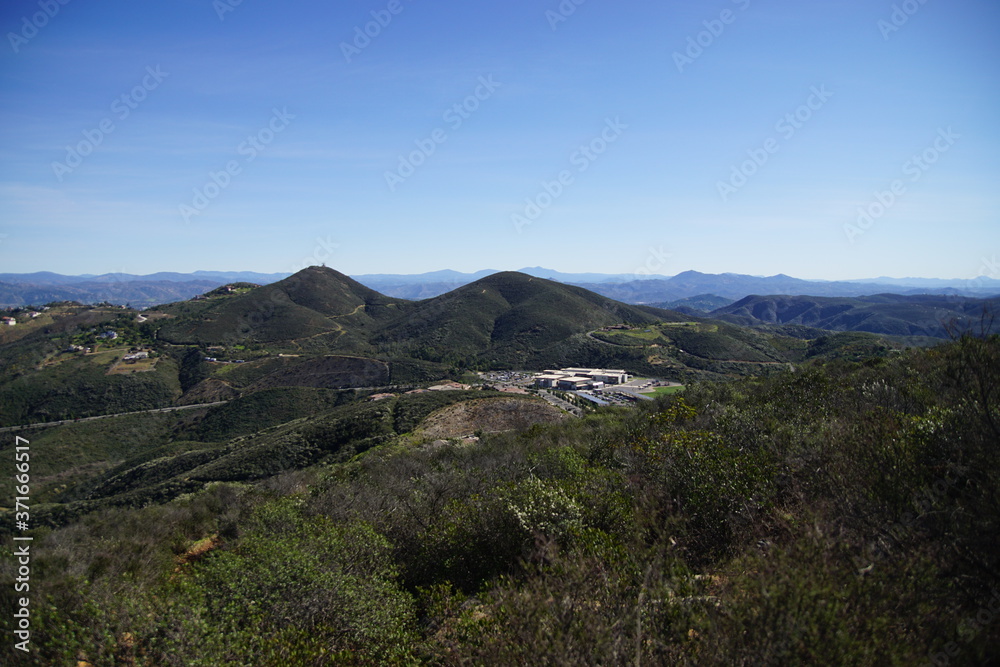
[[0, 401, 231, 434]]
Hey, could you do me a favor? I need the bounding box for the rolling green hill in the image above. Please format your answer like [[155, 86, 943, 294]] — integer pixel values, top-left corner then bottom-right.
[[154, 266, 409, 348], [149, 267, 791, 375], [153, 268, 689, 360], [0, 268, 926, 429], [374, 271, 690, 368], [653, 294, 734, 313], [0, 305, 178, 426], [0, 353, 181, 426], [711, 293, 1000, 338], [11, 388, 544, 525]]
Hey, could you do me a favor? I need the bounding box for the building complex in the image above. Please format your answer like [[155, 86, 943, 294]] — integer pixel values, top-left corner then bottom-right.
[[534, 368, 631, 391]]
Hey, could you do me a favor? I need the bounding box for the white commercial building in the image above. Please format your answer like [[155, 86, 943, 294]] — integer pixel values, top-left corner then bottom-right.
[[534, 368, 631, 390]]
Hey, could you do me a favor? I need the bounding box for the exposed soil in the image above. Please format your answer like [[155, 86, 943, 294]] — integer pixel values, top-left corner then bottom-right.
[[418, 396, 567, 439]]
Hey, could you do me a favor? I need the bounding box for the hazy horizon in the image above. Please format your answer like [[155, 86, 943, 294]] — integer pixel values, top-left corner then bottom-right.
[[3, 265, 1000, 286]]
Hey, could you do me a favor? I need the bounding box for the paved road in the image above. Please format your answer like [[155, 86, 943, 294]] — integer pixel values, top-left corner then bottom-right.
[[0, 382, 468, 434], [0, 400, 231, 434], [0, 376, 668, 435]]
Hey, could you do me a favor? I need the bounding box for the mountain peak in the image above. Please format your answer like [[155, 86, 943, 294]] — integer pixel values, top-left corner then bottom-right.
[[274, 265, 395, 310], [479, 270, 538, 282]]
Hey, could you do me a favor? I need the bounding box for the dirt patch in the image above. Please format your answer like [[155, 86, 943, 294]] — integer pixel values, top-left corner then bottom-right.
[[177, 378, 241, 405], [107, 357, 159, 374], [175, 534, 222, 569], [418, 396, 567, 439]]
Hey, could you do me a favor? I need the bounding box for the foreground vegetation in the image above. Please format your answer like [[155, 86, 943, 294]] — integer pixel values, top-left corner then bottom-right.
[[1, 333, 998, 665]]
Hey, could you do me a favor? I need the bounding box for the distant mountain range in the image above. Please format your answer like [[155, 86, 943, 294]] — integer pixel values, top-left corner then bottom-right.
[[0, 270, 286, 285], [0, 279, 224, 309], [0, 271, 287, 308], [1, 268, 997, 308], [572, 271, 1000, 304], [353, 268, 1000, 302]]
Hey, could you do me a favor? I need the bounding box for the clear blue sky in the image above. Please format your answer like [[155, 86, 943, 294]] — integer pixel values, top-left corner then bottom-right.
[[1, 0, 998, 280]]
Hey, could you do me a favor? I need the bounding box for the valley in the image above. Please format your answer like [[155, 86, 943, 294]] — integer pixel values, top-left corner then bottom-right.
[[0, 266, 912, 521]]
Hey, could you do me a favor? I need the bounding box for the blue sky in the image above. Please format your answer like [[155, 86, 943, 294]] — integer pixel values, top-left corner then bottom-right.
[[1, 0, 997, 280]]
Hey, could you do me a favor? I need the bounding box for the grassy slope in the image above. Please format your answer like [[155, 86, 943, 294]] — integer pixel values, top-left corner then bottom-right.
[[714, 293, 1000, 337], [375, 271, 689, 368], [17, 388, 520, 527], [0, 305, 178, 426], [0, 354, 181, 426], [0, 410, 202, 504], [155, 266, 409, 347]]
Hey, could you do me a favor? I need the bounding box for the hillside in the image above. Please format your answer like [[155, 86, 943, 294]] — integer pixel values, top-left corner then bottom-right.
[[0, 388, 552, 526], [416, 395, 567, 438], [373, 271, 690, 368], [710, 293, 1000, 338], [151, 267, 726, 373], [654, 294, 735, 313], [0, 276, 991, 666], [0, 268, 923, 430], [155, 266, 409, 348], [1, 333, 996, 664], [0, 305, 181, 426]]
